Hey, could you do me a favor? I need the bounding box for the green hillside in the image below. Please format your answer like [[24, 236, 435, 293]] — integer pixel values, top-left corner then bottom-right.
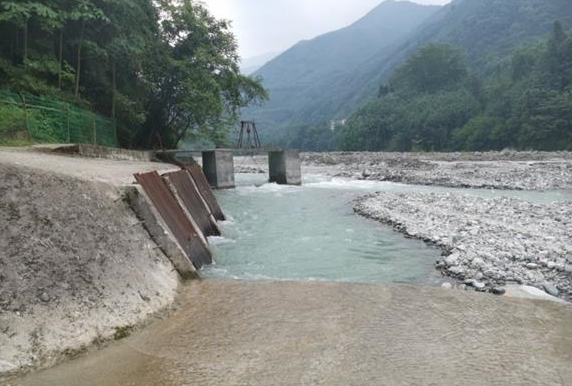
[[250, 0, 572, 146], [243, 0, 440, 139], [338, 22, 572, 152]]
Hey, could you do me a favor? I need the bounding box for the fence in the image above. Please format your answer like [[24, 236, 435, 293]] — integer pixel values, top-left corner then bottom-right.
[[0, 90, 118, 147]]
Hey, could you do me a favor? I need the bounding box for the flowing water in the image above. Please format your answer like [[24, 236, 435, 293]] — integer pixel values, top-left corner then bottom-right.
[[202, 173, 572, 285]]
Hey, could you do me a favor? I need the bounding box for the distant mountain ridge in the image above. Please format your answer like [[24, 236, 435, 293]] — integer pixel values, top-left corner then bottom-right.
[[245, 0, 572, 139], [244, 0, 440, 134]]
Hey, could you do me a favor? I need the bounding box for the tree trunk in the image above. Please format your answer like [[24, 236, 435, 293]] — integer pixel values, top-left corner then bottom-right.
[[58, 28, 64, 90], [23, 20, 29, 64], [74, 20, 85, 98], [111, 59, 116, 117]]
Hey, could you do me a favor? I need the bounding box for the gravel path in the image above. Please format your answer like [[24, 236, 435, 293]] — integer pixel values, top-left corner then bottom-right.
[[355, 192, 572, 300]]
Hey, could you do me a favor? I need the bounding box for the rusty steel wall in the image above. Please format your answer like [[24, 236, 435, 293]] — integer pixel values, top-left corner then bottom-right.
[[186, 164, 226, 221], [134, 171, 212, 270], [165, 170, 221, 237]]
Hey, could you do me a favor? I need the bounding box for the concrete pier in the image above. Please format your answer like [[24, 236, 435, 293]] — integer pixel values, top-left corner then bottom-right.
[[268, 150, 302, 185], [202, 150, 235, 189]]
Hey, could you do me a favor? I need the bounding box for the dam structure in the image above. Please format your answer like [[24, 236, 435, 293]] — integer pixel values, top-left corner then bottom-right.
[[159, 149, 303, 189]]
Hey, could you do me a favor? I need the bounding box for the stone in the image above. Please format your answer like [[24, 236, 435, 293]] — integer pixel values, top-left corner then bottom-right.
[[444, 253, 460, 266], [441, 283, 453, 290], [473, 281, 486, 290], [542, 283, 560, 297], [492, 287, 506, 295], [526, 263, 539, 270], [39, 292, 50, 303]]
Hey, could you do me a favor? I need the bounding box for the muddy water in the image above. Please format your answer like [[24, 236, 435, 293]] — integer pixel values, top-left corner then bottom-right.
[[8, 280, 572, 386]]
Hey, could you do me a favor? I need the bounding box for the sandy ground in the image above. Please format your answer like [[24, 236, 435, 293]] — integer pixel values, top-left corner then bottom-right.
[[0, 149, 180, 380], [5, 280, 572, 386]]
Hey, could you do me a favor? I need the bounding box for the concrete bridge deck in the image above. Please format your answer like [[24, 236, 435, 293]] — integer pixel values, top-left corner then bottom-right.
[[8, 280, 572, 386]]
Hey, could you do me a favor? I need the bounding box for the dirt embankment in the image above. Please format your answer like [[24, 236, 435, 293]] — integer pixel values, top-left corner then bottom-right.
[[0, 161, 179, 379]]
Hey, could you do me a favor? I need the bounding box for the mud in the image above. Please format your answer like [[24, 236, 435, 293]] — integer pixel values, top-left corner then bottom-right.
[[5, 280, 572, 386]]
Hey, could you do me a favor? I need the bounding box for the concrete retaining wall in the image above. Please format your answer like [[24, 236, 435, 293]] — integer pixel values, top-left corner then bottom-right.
[[79, 144, 154, 162]]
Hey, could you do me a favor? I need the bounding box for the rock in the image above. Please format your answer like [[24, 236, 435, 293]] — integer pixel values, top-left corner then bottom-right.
[[546, 262, 556, 269], [471, 258, 485, 268], [39, 292, 50, 303], [542, 283, 560, 297], [473, 281, 486, 290], [492, 287, 506, 295], [441, 283, 453, 290], [526, 263, 539, 270], [444, 253, 460, 266]]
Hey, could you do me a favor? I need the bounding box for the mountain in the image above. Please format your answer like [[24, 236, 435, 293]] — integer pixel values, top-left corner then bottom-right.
[[243, 0, 440, 135], [241, 52, 278, 75], [245, 0, 572, 141]]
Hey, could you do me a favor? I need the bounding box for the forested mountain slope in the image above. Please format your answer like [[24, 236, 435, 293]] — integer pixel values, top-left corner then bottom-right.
[[248, 0, 572, 140], [243, 1, 439, 134]]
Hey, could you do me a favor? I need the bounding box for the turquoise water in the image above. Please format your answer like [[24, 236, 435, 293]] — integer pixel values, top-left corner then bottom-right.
[[202, 174, 443, 285], [202, 174, 571, 285]]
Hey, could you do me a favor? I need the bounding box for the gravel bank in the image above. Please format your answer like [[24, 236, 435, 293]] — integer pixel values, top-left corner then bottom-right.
[[355, 192, 572, 300], [303, 151, 572, 190], [0, 161, 179, 380]]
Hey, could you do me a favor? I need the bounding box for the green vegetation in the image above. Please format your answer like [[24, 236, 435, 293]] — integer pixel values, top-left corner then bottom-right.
[[0, 0, 266, 149], [0, 90, 117, 146], [245, 0, 440, 139], [251, 0, 572, 147], [339, 24, 572, 151]]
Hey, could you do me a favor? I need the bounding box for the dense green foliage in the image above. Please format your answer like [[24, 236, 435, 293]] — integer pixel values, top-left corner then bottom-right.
[[250, 0, 572, 143], [0, 0, 266, 148], [339, 25, 572, 151]]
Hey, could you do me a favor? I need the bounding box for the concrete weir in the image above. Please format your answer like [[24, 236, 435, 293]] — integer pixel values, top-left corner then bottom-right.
[[202, 150, 235, 189], [201, 149, 302, 188], [269, 150, 302, 185]]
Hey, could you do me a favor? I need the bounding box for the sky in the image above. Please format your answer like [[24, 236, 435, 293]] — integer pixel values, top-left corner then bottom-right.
[[202, 0, 452, 59]]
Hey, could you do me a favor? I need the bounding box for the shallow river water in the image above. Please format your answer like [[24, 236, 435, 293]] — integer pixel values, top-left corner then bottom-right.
[[202, 173, 571, 285]]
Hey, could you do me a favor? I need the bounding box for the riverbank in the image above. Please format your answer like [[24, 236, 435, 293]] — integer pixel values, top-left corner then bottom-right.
[[0, 150, 181, 380], [303, 151, 572, 190], [355, 193, 572, 300]]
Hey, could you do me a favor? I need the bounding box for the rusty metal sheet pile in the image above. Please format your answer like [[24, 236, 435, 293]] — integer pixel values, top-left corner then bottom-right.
[[186, 164, 226, 221], [165, 170, 221, 237], [134, 171, 212, 269]]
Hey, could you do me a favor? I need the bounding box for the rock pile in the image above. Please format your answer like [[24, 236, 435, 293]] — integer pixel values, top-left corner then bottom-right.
[[303, 152, 572, 190], [354, 192, 572, 300]]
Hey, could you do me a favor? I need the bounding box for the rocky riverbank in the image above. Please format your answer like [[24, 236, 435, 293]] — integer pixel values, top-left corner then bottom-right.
[[303, 151, 572, 190], [354, 192, 572, 301]]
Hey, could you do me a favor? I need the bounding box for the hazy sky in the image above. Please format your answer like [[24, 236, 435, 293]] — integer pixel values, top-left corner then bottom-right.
[[202, 0, 452, 59]]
